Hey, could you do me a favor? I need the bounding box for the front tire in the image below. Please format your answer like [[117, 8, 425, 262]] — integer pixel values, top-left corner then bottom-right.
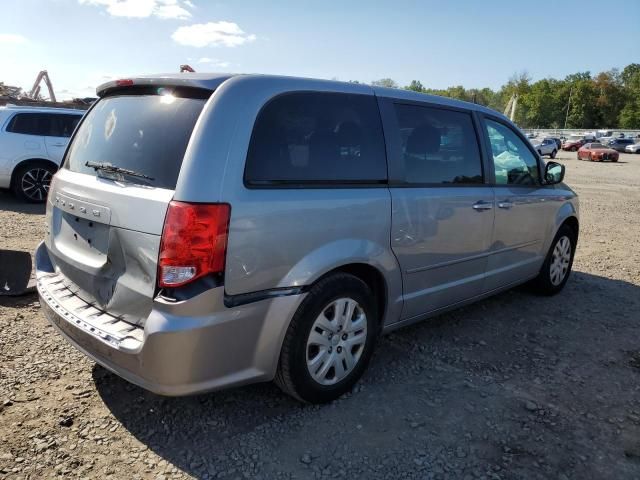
[[275, 273, 378, 403], [550, 149, 557, 159], [571, 146, 578, 152], [12, 162, 55, 203], [530, 225, 576, 295]]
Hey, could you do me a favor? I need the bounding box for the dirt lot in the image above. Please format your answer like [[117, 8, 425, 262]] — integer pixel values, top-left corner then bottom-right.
[[1, 151, 639, 480]]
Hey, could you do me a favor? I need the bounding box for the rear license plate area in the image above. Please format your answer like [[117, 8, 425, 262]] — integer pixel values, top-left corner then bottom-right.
[[52, 209, 110, 262]]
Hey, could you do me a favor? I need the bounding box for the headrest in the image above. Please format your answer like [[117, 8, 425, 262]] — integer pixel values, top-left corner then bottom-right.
[[335, 121, 363, 146], [406, 123, 441, 155]]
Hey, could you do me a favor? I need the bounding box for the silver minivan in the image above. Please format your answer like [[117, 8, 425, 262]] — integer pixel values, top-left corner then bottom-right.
[[36, 74, 578, 403]]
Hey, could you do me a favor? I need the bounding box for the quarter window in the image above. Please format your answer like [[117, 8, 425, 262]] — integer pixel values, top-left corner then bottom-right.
[[392, 104, 483, 184], [485, 119, 540, 186], [245, 92, 387, 185]]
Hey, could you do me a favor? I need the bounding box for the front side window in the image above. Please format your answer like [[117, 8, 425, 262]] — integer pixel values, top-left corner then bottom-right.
[[245, 92, 387, 184], [485, 119, 539, 186], [392, 104, 483, 184]]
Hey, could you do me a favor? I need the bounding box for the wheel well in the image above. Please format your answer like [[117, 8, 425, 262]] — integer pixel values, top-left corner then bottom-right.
[[10, 159, 58, 187], [319, 263, 387, 326], [561, 216, 579, 239]]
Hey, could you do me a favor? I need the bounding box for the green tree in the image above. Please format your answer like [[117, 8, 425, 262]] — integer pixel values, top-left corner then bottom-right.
[[621, 63, 640, 86], [593, 70, 624, 127], [406, 80, 425, 92], [521, 79, 559, 128], [360, 63, 639, 128], [619, 67, 640, 128], [371, 78, 398, 88]]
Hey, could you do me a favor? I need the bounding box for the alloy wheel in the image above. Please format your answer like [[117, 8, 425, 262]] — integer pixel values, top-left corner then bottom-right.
[[306, 298, 368, 386], [20, 168, 52, 202], [550, 235, 571, 286]]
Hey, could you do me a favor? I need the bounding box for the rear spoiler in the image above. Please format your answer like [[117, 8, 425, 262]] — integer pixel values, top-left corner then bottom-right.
[[96, 74, 235, 97]]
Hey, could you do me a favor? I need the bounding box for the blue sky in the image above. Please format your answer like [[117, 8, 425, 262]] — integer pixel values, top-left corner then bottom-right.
[[1, 0, 639, 100]]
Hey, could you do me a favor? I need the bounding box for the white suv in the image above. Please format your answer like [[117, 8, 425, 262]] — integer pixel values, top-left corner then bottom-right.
[[0, 106, 84, 202]]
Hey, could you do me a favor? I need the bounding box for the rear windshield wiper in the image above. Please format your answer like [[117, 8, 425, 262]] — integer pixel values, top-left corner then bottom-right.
[[85, 161, 155, 181]]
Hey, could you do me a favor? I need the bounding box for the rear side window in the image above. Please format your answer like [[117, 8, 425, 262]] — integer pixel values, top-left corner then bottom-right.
[[392, 104, 483, 184], [64, 92, 206, 190], [6, 113, 50, 136], [245, 92, 387, 185], [50, 114, 82, 137]]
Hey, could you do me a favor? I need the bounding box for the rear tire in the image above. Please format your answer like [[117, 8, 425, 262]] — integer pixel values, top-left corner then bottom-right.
[[571, 146, 577, 152], [529, 225, 576, 296], [12, 161, 56, 203], [275, 273, 378, 404], [550, 149, 557, 159]]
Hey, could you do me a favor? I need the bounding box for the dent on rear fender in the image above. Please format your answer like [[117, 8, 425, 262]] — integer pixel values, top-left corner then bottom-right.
[[275, 239, 404, 325], [274, 239, 393, 288]]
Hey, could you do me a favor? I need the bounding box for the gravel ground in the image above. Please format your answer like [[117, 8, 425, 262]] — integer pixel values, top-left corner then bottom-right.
[[1, 150, 639, 480]]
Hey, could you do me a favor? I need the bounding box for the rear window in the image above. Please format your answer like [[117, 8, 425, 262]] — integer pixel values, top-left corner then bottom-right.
[[64, 91, 206, 190], [245, 92, 387, 185]]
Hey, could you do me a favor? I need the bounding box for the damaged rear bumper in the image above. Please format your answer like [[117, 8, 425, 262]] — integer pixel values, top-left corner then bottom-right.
[[35, 241, 305, 396]]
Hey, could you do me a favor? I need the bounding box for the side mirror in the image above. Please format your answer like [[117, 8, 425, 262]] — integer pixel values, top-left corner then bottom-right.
[[544, 161, 565, 185]]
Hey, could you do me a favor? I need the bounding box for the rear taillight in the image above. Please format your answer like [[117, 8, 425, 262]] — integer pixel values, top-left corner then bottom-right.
[[158, 201, 231, 288]]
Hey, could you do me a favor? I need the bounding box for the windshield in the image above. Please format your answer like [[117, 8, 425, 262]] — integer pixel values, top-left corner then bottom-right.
[[568, 136, 583, 142], [64, 91, 206, 189], [589, 143, 604, 148]]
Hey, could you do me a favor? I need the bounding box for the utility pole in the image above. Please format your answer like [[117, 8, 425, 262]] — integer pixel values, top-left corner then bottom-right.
[[563, 87, 573, 130]]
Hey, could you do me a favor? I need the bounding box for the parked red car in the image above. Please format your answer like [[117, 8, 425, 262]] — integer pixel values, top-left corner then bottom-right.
[[562, 138, 587, 151], [577, 142, 619, 162]]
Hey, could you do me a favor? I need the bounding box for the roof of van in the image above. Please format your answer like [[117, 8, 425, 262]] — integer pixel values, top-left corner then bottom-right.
[[96, 73, 507, 119]]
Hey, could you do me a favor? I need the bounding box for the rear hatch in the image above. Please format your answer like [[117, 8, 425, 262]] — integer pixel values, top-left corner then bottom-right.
[[45, 86, 209, 326]]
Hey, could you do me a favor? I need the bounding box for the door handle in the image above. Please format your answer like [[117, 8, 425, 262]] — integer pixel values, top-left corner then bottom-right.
[[52, 143, 66, 147], [497, 200, 514, 209], [472, 201, 493, 211]]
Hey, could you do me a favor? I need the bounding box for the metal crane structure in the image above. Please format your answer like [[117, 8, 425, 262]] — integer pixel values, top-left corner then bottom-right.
[[28, 70, 57, 102], [503, 93, 518, 122]]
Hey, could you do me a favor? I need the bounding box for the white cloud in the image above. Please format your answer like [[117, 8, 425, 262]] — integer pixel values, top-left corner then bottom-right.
[[172, 21, 256, 47], [0, 33, 27, 44], [197, 57, 230, 68], [78, 0, 192, 19]]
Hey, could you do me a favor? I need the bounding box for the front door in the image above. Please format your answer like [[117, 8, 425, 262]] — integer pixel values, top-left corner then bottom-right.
[[480, 117, 551, 291], [383, 100, 495, 320]]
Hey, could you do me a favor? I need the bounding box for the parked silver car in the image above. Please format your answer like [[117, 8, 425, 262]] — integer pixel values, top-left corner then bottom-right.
[[531, 137, 558, 158], [36, 74, 579, 403], [625, 142, 640, 154]]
